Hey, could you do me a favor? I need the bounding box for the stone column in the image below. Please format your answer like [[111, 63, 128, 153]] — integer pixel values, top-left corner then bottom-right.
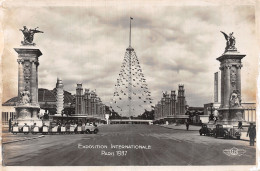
[[224, 65, 231, 108], [17, 59, 24, 101], [248, 109, 250, 122], [14, 48, 42, 125], [30, 59, 37, 105], [236, 64, 242, 96], [219, 66, 224, 108], [31, 59, 38, 118], [36, 63, 39, 103]]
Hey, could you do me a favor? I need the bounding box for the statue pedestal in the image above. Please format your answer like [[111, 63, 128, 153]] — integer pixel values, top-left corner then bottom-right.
[[14, 105, 43, 127], [14, 46, 42, 128], [216, 48, 246, 126], [217, 107, 245, 125]]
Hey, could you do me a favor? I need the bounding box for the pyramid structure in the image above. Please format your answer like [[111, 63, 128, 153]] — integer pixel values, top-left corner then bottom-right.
[[110, 18, 153, 117]]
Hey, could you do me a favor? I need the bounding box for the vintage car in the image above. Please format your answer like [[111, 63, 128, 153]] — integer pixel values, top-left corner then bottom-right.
[[60, 126, 66, 134], [199, 123, 216, 136], [214, 124, 241, 139], [31, 126, 40, 134], [51, 126, 59, 134], [85, 123, 99, 134], [199, 124, 209, 136], [42, 125, 49, 135], [76, 126, 83, 134], [12, 126, 20, 134]]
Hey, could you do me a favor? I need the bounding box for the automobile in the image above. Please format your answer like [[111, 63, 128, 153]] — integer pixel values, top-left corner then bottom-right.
[[207, 123, 216, 136], [51, 126, 58, 134], [69, 125, 76, 134], [12, 126, 20, 134], [42, 125, 49, 135], [60, 126, 66, 134], [76, 126, 83, 134], [31, 126, 40, 134], [199, 123, 216, 136], [85, 123, 99, 134], [214, 124, 241, 139], [22, 125, 30, 134], [199, 124, 210, 136]]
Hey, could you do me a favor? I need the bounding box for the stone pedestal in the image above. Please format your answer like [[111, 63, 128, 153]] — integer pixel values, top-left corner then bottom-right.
[[216, 49, 246, 125], [217, 108, 245, 125], [14, 47, 42, 127]]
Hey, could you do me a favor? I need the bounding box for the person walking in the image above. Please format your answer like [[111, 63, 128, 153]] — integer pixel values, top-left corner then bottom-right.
[[186, 120, 190, 131], [238, 121, 243, 129], [8, 118, 12, 132], [247, 123, 256, 146]]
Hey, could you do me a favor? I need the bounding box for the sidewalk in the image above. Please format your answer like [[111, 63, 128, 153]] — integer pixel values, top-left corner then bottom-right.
[[159, 124, 252, 142], [159, 124, 200, 131], [2, 132, 45, 144]]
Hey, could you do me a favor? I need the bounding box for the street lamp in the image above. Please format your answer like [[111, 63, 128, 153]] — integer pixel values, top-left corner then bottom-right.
[[208, 103, 215, 121]]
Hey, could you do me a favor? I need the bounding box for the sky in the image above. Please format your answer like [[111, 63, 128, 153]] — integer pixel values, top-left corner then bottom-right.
[[1, 3, 258, 113]]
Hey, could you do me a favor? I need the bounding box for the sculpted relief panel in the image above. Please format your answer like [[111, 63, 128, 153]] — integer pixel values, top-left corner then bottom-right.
[[230, 67, 237, 87]]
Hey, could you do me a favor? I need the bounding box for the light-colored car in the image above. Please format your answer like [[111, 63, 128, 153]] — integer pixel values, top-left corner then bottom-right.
[[85, 123, 99, 134]]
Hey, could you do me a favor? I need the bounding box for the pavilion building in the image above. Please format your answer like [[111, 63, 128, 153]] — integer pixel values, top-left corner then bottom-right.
[[154, 85, 188, 124]]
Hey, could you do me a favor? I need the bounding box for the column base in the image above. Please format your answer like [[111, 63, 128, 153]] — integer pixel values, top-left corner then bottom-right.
[[217, 108, 247, 125], [14, 105, 41, 127]]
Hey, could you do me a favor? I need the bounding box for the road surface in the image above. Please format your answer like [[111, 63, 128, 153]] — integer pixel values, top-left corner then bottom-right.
[[2, 124, 256, 166]]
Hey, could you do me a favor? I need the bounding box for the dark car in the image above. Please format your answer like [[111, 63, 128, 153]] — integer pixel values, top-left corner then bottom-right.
[[214, 124, 241, 139], [199, 123, 216, 136], [199, 124, 210, 136]]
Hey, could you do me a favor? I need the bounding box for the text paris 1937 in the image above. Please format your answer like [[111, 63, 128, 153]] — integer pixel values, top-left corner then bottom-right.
[[101, 150, 128, 157]]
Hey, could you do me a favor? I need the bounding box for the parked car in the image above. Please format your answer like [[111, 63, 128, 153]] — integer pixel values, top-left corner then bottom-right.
[[31, 126, 40, 134], [85, 123, 99, 134], [199, 124, 210, 136], [12, 125, 20, 134], [214, 124, 241, 139], [199, 123, 216, 136]]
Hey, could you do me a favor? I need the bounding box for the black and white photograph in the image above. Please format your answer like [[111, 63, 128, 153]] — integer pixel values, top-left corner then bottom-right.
[[1, 0, 259, 170]]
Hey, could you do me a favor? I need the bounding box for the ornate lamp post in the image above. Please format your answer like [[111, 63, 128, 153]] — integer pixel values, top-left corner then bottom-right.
[[208, 103, 215, 121]]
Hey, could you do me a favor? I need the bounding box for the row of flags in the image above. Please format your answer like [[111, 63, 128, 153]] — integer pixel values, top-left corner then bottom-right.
[[110, 49, 153, 116]]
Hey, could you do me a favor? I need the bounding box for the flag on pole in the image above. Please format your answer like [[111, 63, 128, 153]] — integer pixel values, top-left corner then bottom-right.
[[130, 17, 133, 20]]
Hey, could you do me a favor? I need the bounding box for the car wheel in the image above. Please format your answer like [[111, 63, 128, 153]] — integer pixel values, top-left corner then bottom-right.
[[94, 129, 98, 134], [200, 132, 202, 136], [237, 136, 240, 140]]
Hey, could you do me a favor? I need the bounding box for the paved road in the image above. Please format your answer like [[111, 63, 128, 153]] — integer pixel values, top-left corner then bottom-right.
[[2, 124, 256, 166]]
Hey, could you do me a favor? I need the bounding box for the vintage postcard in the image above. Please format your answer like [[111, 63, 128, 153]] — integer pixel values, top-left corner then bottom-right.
[[0, 0, 259, 170]]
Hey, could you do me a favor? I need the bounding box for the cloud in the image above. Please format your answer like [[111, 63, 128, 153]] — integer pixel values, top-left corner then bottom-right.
[[2, 5, 257, 116]]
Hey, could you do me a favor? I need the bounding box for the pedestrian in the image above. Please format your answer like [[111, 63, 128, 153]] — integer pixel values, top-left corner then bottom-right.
[[247, 123, 256, 146], [186, 121, 189, 131], [238, 121, 243, 129], [8, 118, 12, 132]]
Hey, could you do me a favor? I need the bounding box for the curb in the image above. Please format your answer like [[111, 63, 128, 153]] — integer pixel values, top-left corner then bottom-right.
[[158, 125, 199, 131], [159, 125, 252, 142], [3, 135, 45, 144]]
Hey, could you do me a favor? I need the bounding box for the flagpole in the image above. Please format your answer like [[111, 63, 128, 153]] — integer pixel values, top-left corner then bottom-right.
[[129, 17, 131, 47]]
